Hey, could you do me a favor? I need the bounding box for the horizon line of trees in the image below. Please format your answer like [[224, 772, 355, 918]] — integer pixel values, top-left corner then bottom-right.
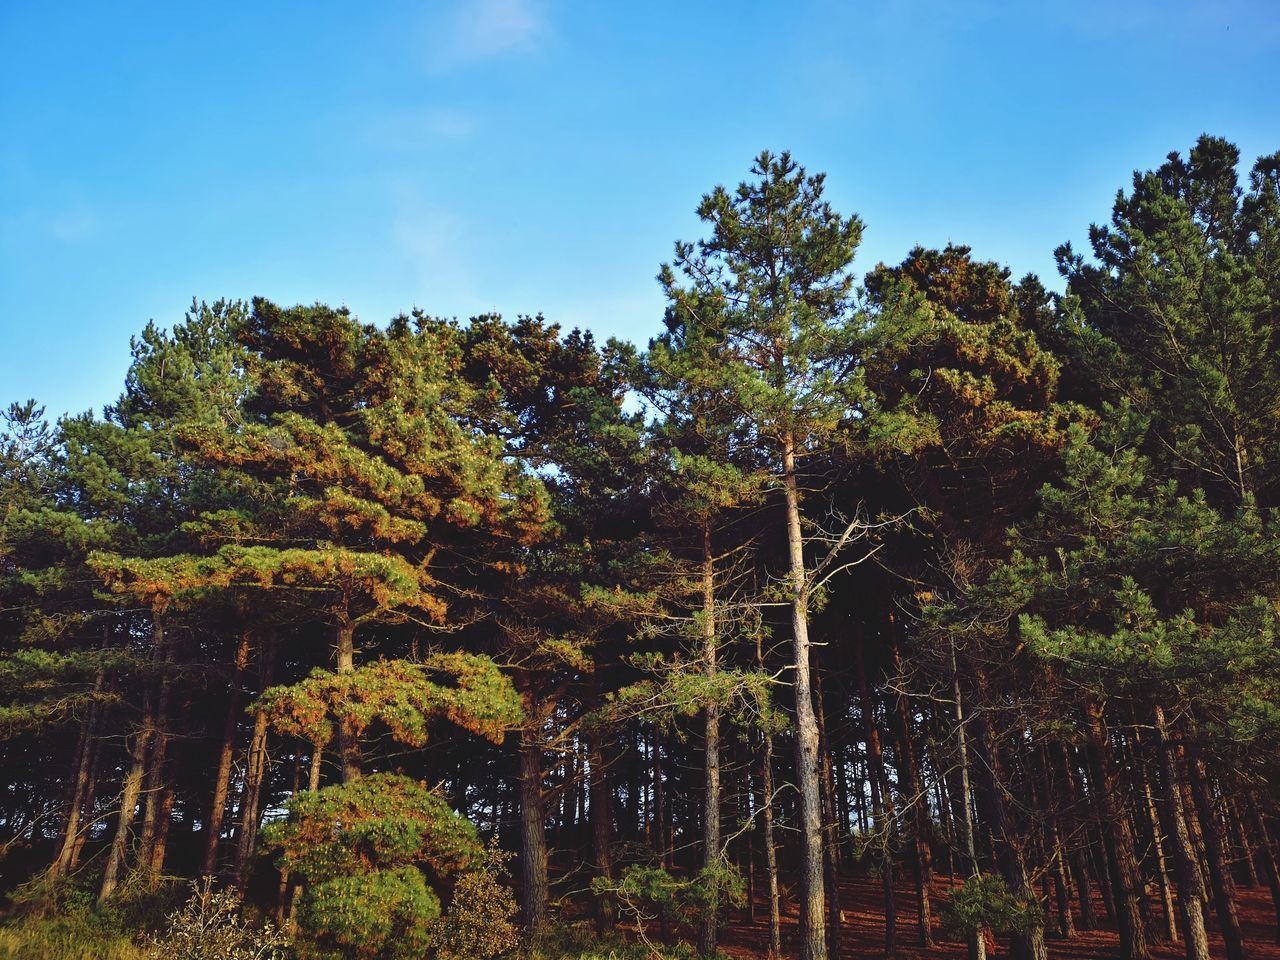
[[2, 134, 1280, 960]]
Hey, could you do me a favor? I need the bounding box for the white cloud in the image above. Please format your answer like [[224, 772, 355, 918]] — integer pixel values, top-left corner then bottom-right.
[[427, 0, 548, 70], [365, 107, 477, 151]]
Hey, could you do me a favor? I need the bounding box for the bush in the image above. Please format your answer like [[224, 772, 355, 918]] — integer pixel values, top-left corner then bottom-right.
[[940, 874, 1042, 940], [145, 879, 288, 960], [427, 868, 520, 960], [524, 923, 706, 960]]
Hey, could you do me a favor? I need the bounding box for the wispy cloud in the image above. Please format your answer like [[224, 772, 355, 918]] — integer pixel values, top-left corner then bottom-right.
[[365, 107, 478, 151], [426, 0, 548, 70]]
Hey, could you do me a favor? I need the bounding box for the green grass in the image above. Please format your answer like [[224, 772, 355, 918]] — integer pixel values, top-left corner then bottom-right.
[[0, 912, 149, 960]]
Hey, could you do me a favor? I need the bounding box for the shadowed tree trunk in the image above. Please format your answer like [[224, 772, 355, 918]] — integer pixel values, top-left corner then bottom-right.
[[519, 692, 549, 935], [698, 524, 722, 958], [1186, 750, 1244, 960], [1153, 705, 1209, 960], [1083, 699, 1149, 960], [100, 613, 165, 902], [201, 629, 252, 877]]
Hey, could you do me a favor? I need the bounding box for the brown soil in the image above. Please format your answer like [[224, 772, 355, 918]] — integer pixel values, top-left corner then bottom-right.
[[713, 874, 1280, 960]]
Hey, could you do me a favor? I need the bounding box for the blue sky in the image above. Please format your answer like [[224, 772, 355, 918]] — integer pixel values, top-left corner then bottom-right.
[[2, 1, 1278, 419]]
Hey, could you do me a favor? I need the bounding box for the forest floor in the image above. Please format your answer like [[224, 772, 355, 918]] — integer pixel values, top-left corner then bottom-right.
[[710, 874, 1280, 960]]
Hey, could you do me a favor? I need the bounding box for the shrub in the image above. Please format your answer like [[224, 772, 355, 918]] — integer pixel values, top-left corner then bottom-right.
[[940, 874, 1042, 940], [145, 879, 288, 960], [427, 868, 520, 960]]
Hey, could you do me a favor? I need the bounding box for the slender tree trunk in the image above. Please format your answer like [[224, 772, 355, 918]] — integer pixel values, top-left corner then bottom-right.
[[519, 700, 549, 934], [653, 723, 669, 869], [202, 630, 251, 877], [970, 672, 1046, 960], [233, 634, 276, 891], [69, 738, 102, 872], [813, 659, 843, 960], [137, 625, 175, 876], [950, 640, 986, 960], [52, 667, 104, 879], [334, 620, 360, 783], [586, 683, 616, 935], [100, 614, 165, 902], [781, 438, 826, 960], [755, 638, 782, 960], [276, 753, 303, 923], [1186, 751, 1244, 960], [1226, 798, 1258, 888], [1245, 795, 1280, 943], [1140, 754, 1178, 943], [233, 702, 271, 890], [698, 524, 722, 957], [1083, 699, 1149, 960], [148, 776, 175, 874], [1153, 705, 1210, 960], [857, 643, 896, 958], [889, 627, 934, 948]]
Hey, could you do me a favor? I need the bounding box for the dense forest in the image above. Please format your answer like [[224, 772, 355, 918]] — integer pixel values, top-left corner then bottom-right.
[[2, 136, 1279, 960]]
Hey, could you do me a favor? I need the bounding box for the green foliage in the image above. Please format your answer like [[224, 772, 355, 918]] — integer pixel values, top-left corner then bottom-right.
[[265, 773, 483, 960], [593, 863, 743, 940], [525, 923, 710, 960], [940, 874, 1042, 940], [258, 653, 523, 748]]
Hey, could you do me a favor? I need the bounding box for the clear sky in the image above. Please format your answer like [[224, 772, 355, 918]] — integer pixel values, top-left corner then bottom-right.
[[2, 1, 1278, 419]]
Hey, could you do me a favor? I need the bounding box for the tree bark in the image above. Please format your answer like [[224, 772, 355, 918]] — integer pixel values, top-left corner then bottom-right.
[[52, 666, 105, 879], [1186, 750, 1244, 960], [100, 613, 164, 902], [201, 629, 251, 877], [970, 672, 1046, 960], [950, 640, 987, 960], [519, 702, 549, 934], [813, 657, 843, 960], [334, 620, 360, 783], [1153, 704, 1210, 960], [781, 437, 827, 960], [1245, 795, 1280, 943], [1083, 699, 1150, 960], [755, 638, 782, 960], [697, 523, 723, 957], [889, 626, 934, 948], [586, 683, 616, 935], [856, 642, 896, 958]]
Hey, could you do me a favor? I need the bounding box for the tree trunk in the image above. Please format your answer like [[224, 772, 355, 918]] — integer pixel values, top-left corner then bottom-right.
[[950, 640, 987, 960], [781, 438, 827, 960], [52, 666, 104, 879], [519, 707, 549, 934], [233, 702, 271, 890], [1186, 751, 1244, 960], [202, 629, 251, 877], [100, 614, 164, 902], [1245, 795, 1280, 943], [1083, 699, 1149, 960], [1140, 754, 1178, 943], [233, 634, 277, 891], [813, 658, 843, 960], [334, 620, 360, 783], [970, 672, 1046, 960], [586, 683, 616, 935], [889, 626, 934, 948], [1153, 705, 1210, 960], [755, 638, 782, 960], [698, 524, 722, 958], [856, 642, 895, 958], [136, 625, 175, 877]]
